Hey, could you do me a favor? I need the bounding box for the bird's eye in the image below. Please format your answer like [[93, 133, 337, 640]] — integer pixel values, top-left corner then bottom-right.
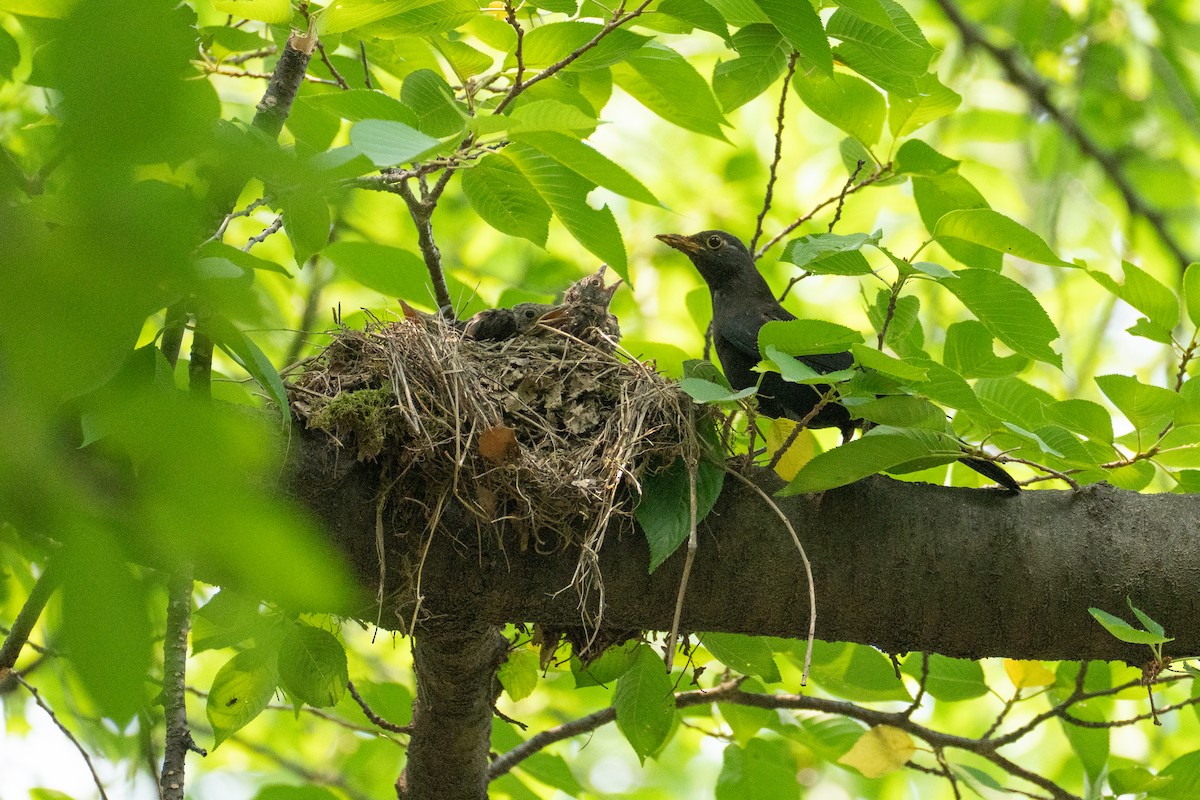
[[707, 235, 723, 249]]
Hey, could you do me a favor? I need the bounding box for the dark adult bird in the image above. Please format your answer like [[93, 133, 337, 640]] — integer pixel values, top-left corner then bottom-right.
[[463, 302, 561, 341], [542, 264, 622, 351], [657, 229, 1019, 493]]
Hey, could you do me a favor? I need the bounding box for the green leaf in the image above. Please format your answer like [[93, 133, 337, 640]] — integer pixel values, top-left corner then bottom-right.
[[901, 653, 989, 701], [1043, 399, 1114, 443], [715, 739, 801, 800], [679, 377, 757, 403], [400, 69, 465, 137], [636, 452, 725, 572], [498, 647, 540, 701], [758, 319, 864, 357], [934, 209, 1071, 268], [893, 139, 959, 176], [780, 432, 935, 494], [827, 8, 932, 97], [793, 70, 886, 146], [780, 231, 879, 274], [854, 395, 945, 429], [276, 624, 348, 709], [1184, 263, 1200, 327], [506, 144, 627, 277], [517, 21, 649, 71], [943, 320, 1030, 379], [850, 344, 928, 381], [659, 0, 731, 41], [614, 645, 676, 763], [502, 100, 598, 136], [1109, 767, 1170, 796], [1128, 597, 1167, 638], [1157, 750, 1200, 799], [888, 73, 962, 137], [612, 43, 729, 141], [1095, 374, 1183, 432], [510, 131, 659, 206], [461, 153, 552, 246], [704, 633, 781, 682], [277, 190, 331, 266], [833, 0, 896, 29], [323, 241, 426, 297], [713, 24, 789, 113], [912, 172, 1000, 271], [938, 268, 1062, 367], [207, 315, 291, 421], [432, 36, 492, 82], [348, 119, 444, 167], [806, 641, 910, 702], [212, 0, 291, 23], [196, 241, 292, 276], [304, 89, 419, 126], [1089, 606, 1173, 645], [1118, 261, 1180, 330], [751, 0, 833, 77], [318, 0, 436, 34], [0, 25, 19, 82], [207, 647, 279, 749], [193, 590, 272, 653], [761, 345, 855, 385], [572, 640, 640, 687]]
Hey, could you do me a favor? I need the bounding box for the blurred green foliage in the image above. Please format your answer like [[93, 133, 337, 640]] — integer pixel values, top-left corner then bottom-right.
[[2, 0, 1200, 797]]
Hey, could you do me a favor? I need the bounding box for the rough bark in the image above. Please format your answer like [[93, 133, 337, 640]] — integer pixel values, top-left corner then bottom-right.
[[284, 426, 1200, 663], [401, 624, 507, 800]]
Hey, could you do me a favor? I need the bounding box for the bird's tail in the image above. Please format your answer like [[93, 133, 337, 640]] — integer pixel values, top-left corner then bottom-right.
[[960, 457, 1021, 494]]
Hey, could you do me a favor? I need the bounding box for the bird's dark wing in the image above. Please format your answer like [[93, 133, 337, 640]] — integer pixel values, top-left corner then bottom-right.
[[714, 303, 794, 360]]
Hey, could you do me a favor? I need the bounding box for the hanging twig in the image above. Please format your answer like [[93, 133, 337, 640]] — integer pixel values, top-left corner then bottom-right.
[[750, 52, 800, 253]]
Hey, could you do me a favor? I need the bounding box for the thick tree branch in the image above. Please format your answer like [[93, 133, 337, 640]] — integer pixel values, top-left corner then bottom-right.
[[932, 0, 1194, 273], [285, 426, 1200, 663], [401, 624, 508, 800]]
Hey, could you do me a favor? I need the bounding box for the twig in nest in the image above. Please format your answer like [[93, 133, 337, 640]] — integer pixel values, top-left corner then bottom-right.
[[723, 469, 817, 686]]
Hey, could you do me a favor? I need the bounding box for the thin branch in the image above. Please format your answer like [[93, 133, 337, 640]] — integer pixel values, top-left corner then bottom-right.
[[932, 0, 1194, 273], [997, 455, 1081, 491], [359, 41, 374, 90], [493, 1, 653, 114], [160, 568, 205, 800], [755, 167, 892, 260], [828, 160, 865, 234], [396, 181, 455, 314], [348, 680, 414, 734], [904, 653, 931, 718], [316, 40, 350, 90], [0, 560, 60, 674], [750, 52, 799, 254], [489, 679, 743, 780], [503, 1, 526, 93], [15, 674, 110, 800], [243, 214, 284, 251], [225, 46, 278, 65], [200, 64, 337, 87]]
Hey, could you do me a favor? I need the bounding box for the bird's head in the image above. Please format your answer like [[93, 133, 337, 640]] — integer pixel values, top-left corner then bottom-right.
[[512, 302, 562, 332], [656, 230, 752, 288], [564, 264, 622, 307]]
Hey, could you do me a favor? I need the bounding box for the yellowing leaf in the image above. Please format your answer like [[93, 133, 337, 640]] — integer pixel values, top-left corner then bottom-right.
[[1004, 659, 1056, 689], [838, 725, 915, 778], [766, 418, 816, 481]]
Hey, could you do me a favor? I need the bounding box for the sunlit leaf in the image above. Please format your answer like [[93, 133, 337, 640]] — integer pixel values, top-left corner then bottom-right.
[[614, 645, 676, 763], [1088, 606, 1173, 645], [277, 624, 348, 708], [348, 119, 444, 166], [612, 43, 729, 141], [498, 647, 540, 701], [713, 24, 789, 112], [934, 209, 1071, 268], [938, 268, 1062, 367], [751, 0, 833, 77], [716, 738, 801, 799], [212, 0, 291, 23], [1003, 659, 1056, 689], [794, 70, 886, 145], [461, 153, 552, 245], [207, 647, 279, 749], [704, 633, 781, 682]]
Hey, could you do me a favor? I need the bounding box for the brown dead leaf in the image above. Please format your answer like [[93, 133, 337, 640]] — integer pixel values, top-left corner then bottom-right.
[[479, 424, 520, 465]]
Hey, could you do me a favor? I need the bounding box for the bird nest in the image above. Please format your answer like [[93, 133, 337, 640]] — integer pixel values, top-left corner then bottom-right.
[[287, 314, 705, 629]]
